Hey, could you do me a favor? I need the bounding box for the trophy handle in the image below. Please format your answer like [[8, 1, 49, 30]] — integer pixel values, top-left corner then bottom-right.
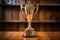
[[35, 4, 39, 14], [20, 4, 24, 11], [33, 4, 39, 17], [20, 4, 27, 20]]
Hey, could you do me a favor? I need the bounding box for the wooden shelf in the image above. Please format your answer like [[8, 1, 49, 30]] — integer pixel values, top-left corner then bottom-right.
[[0, 4, 20, 7], [1, 4, 60, 6], [0, 20, 59, 23], [39, 4, 60, 6], [40, 20, 57, 22], [0, 3, 60, 23], [0, 20, 39, 23]]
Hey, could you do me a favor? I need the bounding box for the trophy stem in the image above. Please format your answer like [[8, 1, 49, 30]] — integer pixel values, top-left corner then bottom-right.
[[27, 22, 32, 29]]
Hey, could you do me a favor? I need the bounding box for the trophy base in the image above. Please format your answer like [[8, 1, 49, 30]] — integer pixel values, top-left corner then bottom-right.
[[23, 35, 37, 38], [23, 28, 36, 38]]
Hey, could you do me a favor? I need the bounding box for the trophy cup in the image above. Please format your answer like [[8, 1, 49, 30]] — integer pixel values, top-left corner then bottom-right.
[[20, 1, 39, 37]]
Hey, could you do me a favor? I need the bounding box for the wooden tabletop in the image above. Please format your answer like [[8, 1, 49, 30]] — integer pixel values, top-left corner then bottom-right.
[[0, 31, 60, 40]]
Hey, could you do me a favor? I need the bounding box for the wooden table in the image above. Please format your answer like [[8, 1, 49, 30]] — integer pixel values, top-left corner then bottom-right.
[[0, 31, 60, 40]]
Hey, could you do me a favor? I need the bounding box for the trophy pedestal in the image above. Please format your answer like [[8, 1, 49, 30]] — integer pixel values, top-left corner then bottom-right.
[[23, 27, 36, 37]]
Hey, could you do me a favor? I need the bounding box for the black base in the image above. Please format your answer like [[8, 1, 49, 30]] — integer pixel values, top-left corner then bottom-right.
[[23, 35, 37, 38]]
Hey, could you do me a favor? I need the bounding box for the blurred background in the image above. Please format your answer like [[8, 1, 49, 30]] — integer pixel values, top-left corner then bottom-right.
[[0, 0, 60, 40]]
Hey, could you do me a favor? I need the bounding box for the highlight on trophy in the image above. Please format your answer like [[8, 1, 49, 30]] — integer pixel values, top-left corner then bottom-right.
[[20, 1, 39, 37]]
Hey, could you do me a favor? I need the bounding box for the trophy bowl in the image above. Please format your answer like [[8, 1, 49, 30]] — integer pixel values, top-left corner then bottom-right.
[[20, 1, 39, 37]]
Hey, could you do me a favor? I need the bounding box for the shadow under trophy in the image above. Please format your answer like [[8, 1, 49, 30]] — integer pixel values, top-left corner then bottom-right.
[[20, 2, 39, 37]]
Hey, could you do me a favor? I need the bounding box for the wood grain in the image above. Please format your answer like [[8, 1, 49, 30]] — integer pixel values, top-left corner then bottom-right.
[[0, 32, 60, 40]]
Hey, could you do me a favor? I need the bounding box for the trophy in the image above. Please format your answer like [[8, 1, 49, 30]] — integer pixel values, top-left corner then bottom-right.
[[20, 1, 39, 37]]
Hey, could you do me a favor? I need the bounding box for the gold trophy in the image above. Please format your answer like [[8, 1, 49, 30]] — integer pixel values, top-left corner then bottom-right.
[[20, 2, 39, 37]]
